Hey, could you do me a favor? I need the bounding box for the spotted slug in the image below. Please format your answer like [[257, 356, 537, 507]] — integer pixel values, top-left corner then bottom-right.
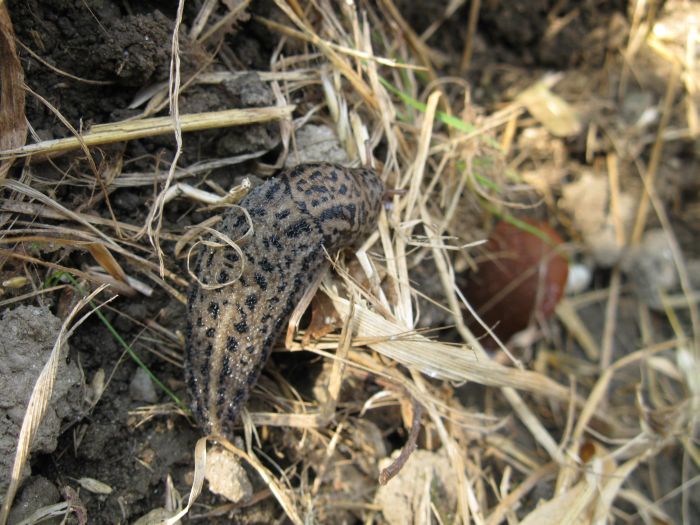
[[185, 162, 384, 437]]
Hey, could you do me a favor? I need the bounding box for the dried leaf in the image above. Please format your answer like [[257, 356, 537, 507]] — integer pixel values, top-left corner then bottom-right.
[[301, 291, 342, 346], [0, 4, 27, 179], [86, 242, 128, 284]]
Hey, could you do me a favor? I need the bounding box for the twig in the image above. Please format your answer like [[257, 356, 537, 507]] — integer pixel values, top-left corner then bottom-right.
[[379, 400, 423, 485]]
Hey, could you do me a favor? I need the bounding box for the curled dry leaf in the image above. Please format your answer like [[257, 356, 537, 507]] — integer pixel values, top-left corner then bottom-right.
[[0, 4, 27, 179], [301, 291, 343, 346], [464, 220, 569, 346]]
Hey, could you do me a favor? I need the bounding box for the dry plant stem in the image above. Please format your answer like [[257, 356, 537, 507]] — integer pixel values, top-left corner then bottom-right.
[[485, 462, 558, 525], [600, 153, 624, 372], [619, 0, 658, 98], [560, 341, 681, 496], [556, 300, 600, 360], [0, 106, 295, 160], [188, 0, 218, 40], [163, 437, 207, 525], [411, 372, 475, 524], [459, 0, 482, 73], [487, 435, 544, 473], [255, 15, 425, 72], [15, 38, 112, 85], [285, 262, 329, 349], [607, 153, 625, 245], [419, 190, 567, 467], [0, 178, 117, 246], [23, 84, 101, 179], [393, 90, 442, 329], [600, 268, 622, 372], [194, 488, 274, 519], [638, 158, 700, 353], [196, 0, 251, 44], [0, 285, 110, 525], [630, 61, 680, 244], [332, 294, 574, 397], [320, 294, 355, 422], [311, 422, 345, 496], [378, 0, 436, 80], [146, 0, 185, 278], [270, 1, 378, 110], [0, 284, 65, 309], [0, 248, 135, 295], [0, 198, 179, 241], [0, 3, 27, 179], [379, 400, 423, 485]]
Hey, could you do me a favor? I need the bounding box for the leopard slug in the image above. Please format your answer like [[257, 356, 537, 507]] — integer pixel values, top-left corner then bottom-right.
[[185, 162, 384, 438]]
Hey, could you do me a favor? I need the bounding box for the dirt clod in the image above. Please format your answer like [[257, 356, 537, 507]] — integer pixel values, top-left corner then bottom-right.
[[7, 475, 61, 525], [375, 449, 457, 525], [204, 446, 253, 503], [0, 306, 80, 496]]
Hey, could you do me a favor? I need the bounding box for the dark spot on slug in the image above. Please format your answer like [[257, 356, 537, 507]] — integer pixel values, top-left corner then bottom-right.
[[254, 272, 268, 291], [245, 294, 258, 311]]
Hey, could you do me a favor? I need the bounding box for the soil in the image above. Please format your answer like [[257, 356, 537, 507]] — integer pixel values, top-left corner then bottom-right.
[[2, 0, 698, 524]]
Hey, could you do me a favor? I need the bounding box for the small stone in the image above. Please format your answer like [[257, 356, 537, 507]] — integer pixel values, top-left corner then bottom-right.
[[129, 367, 158, 403], [205, 446, 253, 503], [284, 125, 349, 167], [566, 262, 592, 295]]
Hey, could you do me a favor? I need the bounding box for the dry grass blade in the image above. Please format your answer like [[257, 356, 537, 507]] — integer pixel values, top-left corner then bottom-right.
[[0, 4, 27, 179], [328, 293, 570, 401], [272, 0, 378, 111], [144, 0, 186, 278], [0, 105, 295, 160], [0, 285, 110, 525], [85, 242, 129, 285], [162, 437, 207, 525], [0, 179, 118, 246]]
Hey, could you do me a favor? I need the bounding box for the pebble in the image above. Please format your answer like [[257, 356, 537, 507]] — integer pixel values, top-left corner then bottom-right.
[[129, 367, 158, 403]]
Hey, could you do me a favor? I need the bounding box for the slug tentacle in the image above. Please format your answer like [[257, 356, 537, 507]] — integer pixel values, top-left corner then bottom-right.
[[185, 163, 384, 438]]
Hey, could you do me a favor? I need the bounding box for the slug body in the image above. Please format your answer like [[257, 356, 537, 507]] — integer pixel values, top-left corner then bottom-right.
[[185, 163, 384, 437]]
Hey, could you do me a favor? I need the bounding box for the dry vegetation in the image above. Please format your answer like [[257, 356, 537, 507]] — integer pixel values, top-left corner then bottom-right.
[[0, 0, 699, 524]]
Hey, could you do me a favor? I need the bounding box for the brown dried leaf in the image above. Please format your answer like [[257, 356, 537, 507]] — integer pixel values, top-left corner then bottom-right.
[[86, 242, 128, 284], [301, 291, 342, 346], [0, 5, 27, 179]]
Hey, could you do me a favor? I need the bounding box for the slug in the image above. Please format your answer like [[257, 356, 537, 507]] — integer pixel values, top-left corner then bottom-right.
[[185, 162, 384, 438]]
